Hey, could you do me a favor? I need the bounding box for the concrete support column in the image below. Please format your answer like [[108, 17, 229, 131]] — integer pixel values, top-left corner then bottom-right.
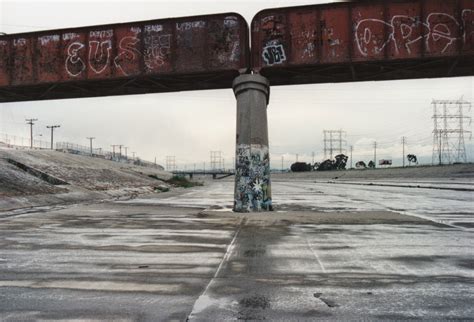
[[232, 74, 272, 212]]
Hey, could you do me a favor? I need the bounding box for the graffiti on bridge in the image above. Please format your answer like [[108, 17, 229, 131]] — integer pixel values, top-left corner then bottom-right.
[[355, 10, 473, 57]]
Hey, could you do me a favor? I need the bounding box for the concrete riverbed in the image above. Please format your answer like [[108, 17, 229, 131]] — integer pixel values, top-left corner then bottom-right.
[[0, 175, 473, 321]]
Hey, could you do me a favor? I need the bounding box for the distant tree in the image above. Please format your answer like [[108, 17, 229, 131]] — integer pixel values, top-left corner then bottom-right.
[[356, 161, 367, 169], [291, 162, 312, 172], [407, 154, 418, 166], [334, 154, 348, 170], [368, 160, 375, 168], [316, 154, 348, 171], [316, 159, 334, 171]]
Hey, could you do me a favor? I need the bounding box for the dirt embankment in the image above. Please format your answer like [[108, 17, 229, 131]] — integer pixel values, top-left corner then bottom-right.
[[0, 148, 173, 211]]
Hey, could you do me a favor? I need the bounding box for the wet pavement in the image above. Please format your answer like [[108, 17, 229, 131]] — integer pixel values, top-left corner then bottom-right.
[[0, 178, 473, 320]]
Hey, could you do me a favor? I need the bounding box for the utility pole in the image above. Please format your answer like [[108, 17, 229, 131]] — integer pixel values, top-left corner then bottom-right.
[[373, 141, 377, 168], [86, 137, 95, 156], [124, 147, 128, 159], [350, 145, 353, 169], [311, 151, 315, 165], [46, 125, 60, 150], [281, 155, 284, 172], [401, 137, 406, 167], [26, 118, 38, 148]]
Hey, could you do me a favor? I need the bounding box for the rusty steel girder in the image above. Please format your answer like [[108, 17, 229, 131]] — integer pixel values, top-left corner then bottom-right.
[[0, 13, 249, 102], [251, 0, 474, 85], [0, 1, 473, 103]]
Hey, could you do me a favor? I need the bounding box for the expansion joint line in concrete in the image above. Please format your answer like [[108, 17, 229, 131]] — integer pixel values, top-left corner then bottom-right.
[[186, 217, 246, 320], [301, 227, 327, 273]]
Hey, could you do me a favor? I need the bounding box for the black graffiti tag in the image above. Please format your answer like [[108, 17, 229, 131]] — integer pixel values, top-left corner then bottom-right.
[[262, 44, 286, 65]]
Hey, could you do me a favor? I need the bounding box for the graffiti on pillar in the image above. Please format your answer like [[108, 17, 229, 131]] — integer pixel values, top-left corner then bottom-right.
[[234, 144, 272, 212]]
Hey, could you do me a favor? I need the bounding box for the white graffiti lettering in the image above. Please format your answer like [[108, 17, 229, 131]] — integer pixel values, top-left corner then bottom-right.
[[88, 40, 112, 74], [13, 38, 26, 46], [130, 27, 141, 34], [89, 30, 113, 38], [145, 24, 163, 33], [355, 12, 465, 57], [65, 42, 85, 77], [38, 35, 60, 46], [144, 34, 171, 70], [114, 36, 141, 76], [62, 33, 80, 41], [176, 21, 205, 31], [224, 16, 238, 28]]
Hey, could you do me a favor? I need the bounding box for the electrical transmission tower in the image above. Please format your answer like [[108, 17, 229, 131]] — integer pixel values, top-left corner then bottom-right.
[[210, 151, 223, 170], [166, 156, 176, 171], [323, 130, 346, 160], [432, 99, 472, 165]]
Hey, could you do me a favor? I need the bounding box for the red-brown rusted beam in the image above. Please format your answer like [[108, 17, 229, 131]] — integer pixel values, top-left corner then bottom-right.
[[252, 0, 474, 85], [0, 13, 249, 102]]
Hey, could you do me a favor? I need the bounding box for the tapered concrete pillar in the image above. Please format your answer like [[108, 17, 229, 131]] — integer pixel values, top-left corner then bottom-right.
[[232, 74, 272, 212]]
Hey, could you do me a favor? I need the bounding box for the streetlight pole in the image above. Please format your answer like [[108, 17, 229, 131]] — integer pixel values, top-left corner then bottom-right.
[[46, 125, 60, 150]]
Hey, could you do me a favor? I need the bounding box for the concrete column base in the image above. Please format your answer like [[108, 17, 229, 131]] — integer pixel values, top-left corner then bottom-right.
[[233, 74, 272, 212]]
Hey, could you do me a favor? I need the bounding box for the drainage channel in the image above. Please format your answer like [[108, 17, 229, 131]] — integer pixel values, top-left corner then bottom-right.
[[6, 158, 69, 185]]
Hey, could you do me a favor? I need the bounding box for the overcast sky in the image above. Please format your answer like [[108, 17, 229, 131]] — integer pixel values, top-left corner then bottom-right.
[[0, 0, 472, 169]]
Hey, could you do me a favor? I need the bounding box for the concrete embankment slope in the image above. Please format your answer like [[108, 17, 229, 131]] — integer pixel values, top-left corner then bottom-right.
[[273, 164, 474, 181], [0, 148, 173, 211]]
